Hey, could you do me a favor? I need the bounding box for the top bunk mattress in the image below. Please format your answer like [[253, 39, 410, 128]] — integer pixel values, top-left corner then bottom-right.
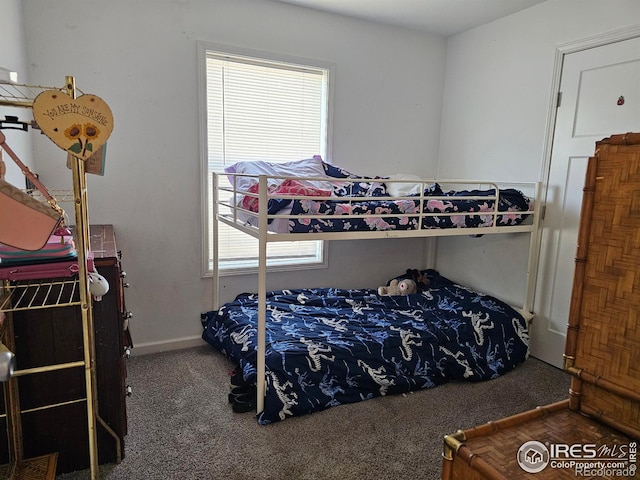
[[217, 157, 537, 235]]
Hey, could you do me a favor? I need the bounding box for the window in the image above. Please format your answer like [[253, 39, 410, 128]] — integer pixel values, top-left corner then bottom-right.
[[199, 43, 333, 276]]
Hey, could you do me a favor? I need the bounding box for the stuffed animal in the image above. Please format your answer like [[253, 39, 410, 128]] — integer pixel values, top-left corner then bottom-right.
[[88, 271, 109, 301], [405, 268, 429, 291], [378, 278, 417, 296]]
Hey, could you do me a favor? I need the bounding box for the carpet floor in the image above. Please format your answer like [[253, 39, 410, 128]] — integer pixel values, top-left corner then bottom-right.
[[57, 345, 570, 480]]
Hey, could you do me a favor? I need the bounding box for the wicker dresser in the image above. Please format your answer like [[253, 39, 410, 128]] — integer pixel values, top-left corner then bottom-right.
[[441, 133, 640, 479]]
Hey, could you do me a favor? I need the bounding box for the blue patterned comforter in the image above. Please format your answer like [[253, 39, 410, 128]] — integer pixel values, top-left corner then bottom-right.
[[285, 162, 532, 233], [228, 160, 534, 233], [287, 187, 532, 233], [201, 270, 529, 424]]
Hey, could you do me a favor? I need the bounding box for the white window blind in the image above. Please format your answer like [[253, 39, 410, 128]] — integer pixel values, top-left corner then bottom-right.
[[204, 48, 330, 274]]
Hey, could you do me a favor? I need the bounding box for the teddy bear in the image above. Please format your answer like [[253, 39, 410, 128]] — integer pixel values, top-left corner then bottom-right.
[[378, 278, 417, 296]]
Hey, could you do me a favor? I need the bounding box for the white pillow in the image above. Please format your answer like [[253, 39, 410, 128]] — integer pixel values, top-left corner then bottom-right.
[[224, 157, 331, 193], [386, 173, 424, 197]]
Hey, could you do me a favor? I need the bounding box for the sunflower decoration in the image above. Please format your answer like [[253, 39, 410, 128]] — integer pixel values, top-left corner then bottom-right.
[[64, 122, 101, 157], [32, 90, 114, 161], [64, 124, 82, 141]]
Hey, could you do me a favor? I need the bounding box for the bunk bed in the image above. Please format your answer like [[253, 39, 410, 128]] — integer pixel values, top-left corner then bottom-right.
[[202, 157, 542, 424]]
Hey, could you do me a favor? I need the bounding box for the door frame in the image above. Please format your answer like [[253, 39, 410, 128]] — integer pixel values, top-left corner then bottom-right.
[[533, 24, 640, 311]]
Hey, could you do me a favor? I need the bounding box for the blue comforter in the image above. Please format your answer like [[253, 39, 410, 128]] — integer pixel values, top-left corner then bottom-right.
[[286, 188, 532, 233], [201, 270, 529, 424]]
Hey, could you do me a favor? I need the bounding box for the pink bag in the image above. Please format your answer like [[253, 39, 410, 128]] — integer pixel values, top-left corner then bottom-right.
[[0, 131, 66, 251]]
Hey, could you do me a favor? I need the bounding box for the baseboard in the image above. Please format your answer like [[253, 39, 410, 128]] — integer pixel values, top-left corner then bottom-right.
[[131, 335, 207, 356]]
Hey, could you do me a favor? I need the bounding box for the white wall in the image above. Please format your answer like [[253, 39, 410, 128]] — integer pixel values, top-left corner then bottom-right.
[[15, 0, 446, 353], [0, 0, 33, 186], [437, 0, 640, 306]]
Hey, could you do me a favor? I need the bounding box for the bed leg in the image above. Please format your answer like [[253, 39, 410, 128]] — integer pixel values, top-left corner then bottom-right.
[[256, 175, 268, 415]]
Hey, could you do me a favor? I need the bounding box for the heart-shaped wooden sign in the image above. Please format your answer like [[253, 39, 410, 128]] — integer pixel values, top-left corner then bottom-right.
[[32, 90, 114, 160]]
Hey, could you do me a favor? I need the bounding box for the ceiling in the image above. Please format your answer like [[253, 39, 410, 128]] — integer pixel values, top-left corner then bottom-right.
[[270, 0, 546, 36]]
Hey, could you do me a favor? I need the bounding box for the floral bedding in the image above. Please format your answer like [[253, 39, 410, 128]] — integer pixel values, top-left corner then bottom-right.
[[201, 269, 530, 424], [226, 159, 534, 233], [286, 162, 533, 233]]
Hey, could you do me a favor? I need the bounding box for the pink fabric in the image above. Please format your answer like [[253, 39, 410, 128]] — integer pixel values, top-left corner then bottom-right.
[[241, 179, 332, 212]]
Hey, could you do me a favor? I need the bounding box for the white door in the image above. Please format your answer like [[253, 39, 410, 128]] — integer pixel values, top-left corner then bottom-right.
[[531, 36, 640, 368]]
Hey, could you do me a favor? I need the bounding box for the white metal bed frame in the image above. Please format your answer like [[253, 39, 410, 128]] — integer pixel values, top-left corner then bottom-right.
[[213, 172, 543, 414]]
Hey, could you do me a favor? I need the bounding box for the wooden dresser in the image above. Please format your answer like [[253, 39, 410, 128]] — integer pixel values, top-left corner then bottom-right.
[[441, 133, 640, 479], [0, 225, 132, 475]]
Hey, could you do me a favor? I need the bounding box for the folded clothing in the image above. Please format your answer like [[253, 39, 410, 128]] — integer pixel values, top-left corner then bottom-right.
[[0, 233, 77, 265], [0, 251, 94, 281]]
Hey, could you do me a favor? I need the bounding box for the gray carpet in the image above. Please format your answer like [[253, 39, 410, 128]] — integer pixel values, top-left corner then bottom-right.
[[58, 345, 569, 480]]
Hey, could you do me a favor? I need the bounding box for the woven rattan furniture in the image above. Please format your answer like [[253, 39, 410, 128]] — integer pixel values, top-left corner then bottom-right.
[[441, 132, 640, 480]]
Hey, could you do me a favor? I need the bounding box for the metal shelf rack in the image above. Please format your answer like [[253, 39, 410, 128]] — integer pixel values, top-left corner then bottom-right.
[[0, 76, 99, 480]]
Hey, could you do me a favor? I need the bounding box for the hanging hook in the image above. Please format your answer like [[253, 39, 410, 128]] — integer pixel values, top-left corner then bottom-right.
[[0, 115, 29, 131]]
